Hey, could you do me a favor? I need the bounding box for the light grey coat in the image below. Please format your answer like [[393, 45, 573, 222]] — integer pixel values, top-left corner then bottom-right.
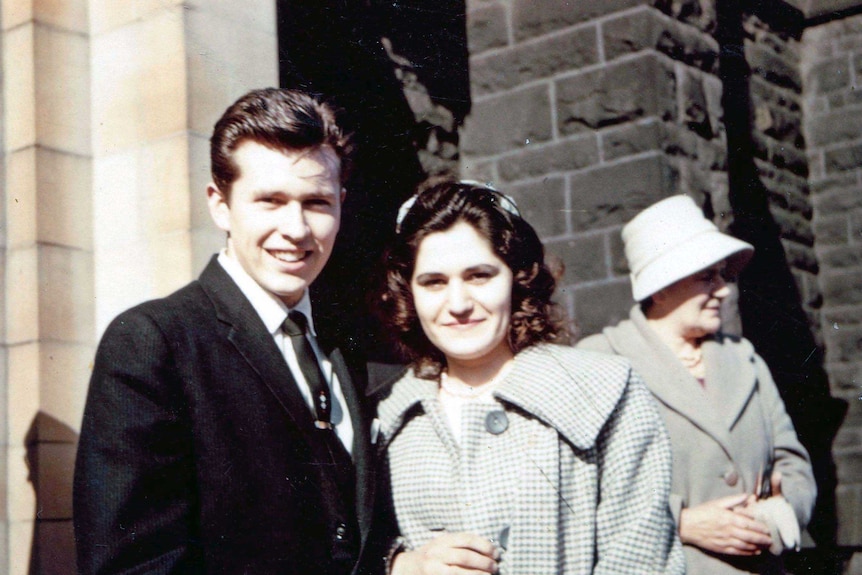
[[578, 306, 816, 574], [377, 344, 685, 574]]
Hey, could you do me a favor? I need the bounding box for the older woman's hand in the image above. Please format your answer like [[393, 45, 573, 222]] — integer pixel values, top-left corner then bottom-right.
[[679, 493, 773, 556], [391, 532, 500, 575]]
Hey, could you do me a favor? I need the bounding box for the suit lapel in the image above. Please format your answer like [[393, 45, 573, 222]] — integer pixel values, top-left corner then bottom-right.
[[604, 307, 735, 457], [198, 258, 317, 439], [328, 347, 375, 543]]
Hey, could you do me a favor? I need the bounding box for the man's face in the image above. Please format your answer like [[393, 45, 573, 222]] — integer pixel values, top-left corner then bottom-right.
[[208, 140, 344, 308]]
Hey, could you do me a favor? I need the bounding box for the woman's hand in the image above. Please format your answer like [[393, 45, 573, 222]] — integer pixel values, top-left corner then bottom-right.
[[390, 532, 500, 575], [678, 493, 773, 556]]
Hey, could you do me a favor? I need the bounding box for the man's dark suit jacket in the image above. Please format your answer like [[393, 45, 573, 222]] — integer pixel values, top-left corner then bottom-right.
[[74, 257, 381, 575]]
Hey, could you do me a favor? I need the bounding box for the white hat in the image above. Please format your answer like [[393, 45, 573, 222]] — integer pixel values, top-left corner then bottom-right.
[[623, 195, 754, 301]]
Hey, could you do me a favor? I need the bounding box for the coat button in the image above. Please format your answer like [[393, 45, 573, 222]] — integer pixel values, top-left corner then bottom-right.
[[723, 470, 739, 487], [335, 523, 347, 540], [485, 410, 508, 435]]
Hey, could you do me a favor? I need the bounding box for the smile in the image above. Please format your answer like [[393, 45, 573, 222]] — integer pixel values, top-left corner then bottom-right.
[[267, 249, 310, 263], [442, 319, 485, 329]]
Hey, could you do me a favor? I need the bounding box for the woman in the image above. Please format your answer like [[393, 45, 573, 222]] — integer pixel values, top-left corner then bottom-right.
[[578, 195, 816, 574], [374, 180, 684, 574]]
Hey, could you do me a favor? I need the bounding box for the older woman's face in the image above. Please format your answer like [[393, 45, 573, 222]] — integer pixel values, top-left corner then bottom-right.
[[411, 221, 513, 369], [654, 262, 730, 339]]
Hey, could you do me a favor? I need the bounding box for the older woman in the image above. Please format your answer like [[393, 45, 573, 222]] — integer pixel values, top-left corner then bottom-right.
[[374, 180, 684, 575], [578, 195, 816, 574]]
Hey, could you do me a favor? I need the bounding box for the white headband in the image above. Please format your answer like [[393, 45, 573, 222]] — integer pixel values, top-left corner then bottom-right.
[[395, 180, 520, 233]]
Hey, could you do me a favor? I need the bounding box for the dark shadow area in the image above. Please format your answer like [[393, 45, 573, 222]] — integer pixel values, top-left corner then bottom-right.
[[25, 412, 79, 575], [717, 2, 848, 571], [275, 0, 470, 361]]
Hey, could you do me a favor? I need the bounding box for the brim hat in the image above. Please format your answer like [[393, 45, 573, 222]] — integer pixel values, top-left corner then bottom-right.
[[622, 195, 754, 302]]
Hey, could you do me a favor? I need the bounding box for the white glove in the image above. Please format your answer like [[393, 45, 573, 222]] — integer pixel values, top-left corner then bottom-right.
[[750, 496, 800, 555]]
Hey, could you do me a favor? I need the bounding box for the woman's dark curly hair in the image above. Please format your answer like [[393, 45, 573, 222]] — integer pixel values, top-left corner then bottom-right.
[[377, 179, 567, 378]]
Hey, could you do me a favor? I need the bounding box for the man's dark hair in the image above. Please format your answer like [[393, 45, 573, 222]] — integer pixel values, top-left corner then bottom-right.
[[377, 179, 567, 378], [210, 88, 354, 197]]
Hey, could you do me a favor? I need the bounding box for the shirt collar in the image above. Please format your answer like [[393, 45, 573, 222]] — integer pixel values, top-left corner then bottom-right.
[[217, 249, 317, 336]]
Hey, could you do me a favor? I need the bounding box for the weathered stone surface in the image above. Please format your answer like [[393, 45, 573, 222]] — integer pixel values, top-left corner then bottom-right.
[[818, 244, 862, 268], [822, 270, 862, 306], [497, 134, 600, 182], [783, 241, 820, 274], [547, 234, 608, 286], [460, 159, 497, 184], [568, 155, 678, 230], [824, 141, 862, 174], [810, 171, 857, 194], [652, 0, 717, 33], [461, 85, 552, 156], [745, 38, 802, 92], [835, 484, 862, 546], [471, 26, 599, 96], [602, 120, 665, 161], [512, 0, 643, 42], [807, 107, 862, 147], [680, 69, 713, 138], [507, 177, 568, 237], [556, 54, 677, 135], [603, 6, 719, 72], [609, 227, 628, 275], [814, 213, 850, 246], [467, 2, 508, 54], [806, 55, 851, 94], [825, 361, 862, 392], [571, 279, 633, 339]]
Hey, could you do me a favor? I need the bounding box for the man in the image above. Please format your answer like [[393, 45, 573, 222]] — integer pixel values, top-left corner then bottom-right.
[[74, 89, 379, 575]]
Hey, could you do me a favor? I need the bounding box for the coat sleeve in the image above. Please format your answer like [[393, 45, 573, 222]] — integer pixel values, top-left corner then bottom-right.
[[73, 309, 201, 575], [754, 352, 817, 529], [593, 370, 686, 575]]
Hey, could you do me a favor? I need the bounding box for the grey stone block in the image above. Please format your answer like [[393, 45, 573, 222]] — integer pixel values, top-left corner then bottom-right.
[[807, 107, 862, 147], [571, 280, 633, 339], [506, 177, 568, 237], [556, 54, 677, 135], [512, 0, 643, 42], [745, 39, 802, 92], [497, 135, 600, 182], [603, 6, 719, 72], [815, 213, 850, 246], [546, 234, 608, 286], [568, 155, 678, 230], [806, 55, 852, 94], [471, 26, 599, 96], [601, 120, 666, 161], [468, 2, 508, 54], [824, 141, 862, 174], [460, 85, 553, 156], [822, 270, 862, 307]]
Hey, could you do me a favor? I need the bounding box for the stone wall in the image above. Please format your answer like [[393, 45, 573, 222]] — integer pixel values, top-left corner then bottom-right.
[[803, 8, 862, 555], [462, 0, 727, 336], [462, 0, 859, 570]]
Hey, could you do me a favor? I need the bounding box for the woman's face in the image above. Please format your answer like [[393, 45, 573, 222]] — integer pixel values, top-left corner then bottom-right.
[[653, 262, 730, 339], [411, 221, 514, 369]]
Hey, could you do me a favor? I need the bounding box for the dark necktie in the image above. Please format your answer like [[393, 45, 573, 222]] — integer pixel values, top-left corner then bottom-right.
[[282, 310, 332, 429]]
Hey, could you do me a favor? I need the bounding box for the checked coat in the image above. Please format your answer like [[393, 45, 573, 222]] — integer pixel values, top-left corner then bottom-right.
[[376, 344, 685, 574], [578, 305, 816, 574]]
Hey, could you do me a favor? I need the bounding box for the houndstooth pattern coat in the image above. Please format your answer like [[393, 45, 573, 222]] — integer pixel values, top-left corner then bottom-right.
[[377, 344, 686, 574]]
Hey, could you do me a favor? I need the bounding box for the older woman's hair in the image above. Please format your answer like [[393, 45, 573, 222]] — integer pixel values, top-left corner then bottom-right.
[[378, 179, 566, 378]]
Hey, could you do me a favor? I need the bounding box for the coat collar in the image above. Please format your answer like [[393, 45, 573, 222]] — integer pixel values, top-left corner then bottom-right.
[[377, 345, 628, 451], [601, 306, 757, 453], [199, 257, 318, 432]]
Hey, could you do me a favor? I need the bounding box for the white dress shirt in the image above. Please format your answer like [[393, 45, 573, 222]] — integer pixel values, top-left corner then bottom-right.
[[218, 250, 354, 454]]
